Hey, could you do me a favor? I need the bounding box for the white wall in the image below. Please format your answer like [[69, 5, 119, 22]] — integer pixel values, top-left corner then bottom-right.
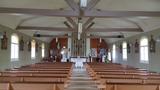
[[111, 28, 160, 72], [0, 25, 49, 70]]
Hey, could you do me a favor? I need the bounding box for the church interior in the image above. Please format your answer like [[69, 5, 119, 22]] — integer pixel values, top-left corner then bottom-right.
[[0, 0, 160, 90]]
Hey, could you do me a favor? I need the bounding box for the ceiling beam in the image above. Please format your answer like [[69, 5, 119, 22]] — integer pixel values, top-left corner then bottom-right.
[[17, 26, 74, 32], [83, 17, 95, 29], [65, 0, 79, 12], [85, 10, 160, 17], [66, 17, 77, 28], [122, 18, 144, 32], [87, 35, 124, 38], [34, 34, 124, 38], [64, 21, 73, 29], [88, 28, 143, 32], [0, 7, 78, 17], [84, 22, 95, 32], [34, 34, 71, 38], [17, 26, 143, 32], [86, 0, 101, 11], [1, 7, 160, 17]]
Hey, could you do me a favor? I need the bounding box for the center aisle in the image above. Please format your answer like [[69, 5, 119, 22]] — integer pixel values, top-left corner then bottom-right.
[[65, 64, 99, 90]]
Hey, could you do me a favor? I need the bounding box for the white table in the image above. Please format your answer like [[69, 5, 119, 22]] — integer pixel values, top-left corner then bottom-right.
[[71, 57, 87, 68]]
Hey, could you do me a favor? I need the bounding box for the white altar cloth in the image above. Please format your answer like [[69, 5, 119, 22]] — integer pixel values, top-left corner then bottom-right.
[[71, 57, 86, 68]]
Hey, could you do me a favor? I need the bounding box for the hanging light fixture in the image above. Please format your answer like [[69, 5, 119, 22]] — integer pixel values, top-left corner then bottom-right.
[[80, 0, 87, 8]]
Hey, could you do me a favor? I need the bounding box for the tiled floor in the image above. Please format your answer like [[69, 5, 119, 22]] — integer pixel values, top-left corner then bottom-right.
[[65, 66, 99, 90]]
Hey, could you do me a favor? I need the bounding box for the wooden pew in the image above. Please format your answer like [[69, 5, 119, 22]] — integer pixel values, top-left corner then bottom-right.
[[85, 63, 160, 90], [0, 62, 73, 90]]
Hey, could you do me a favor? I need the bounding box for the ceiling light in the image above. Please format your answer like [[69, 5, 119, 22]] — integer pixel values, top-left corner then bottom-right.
[[80, 0, 87, 8]]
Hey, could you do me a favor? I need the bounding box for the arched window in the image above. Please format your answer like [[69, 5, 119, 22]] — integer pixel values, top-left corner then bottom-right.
[[140, 37, 149, 63], [122, 42, 127, 60], [11, 34, 19, 61], [42, 43, 45, 58], [112, 44, 116, 61], [31, 40, 36, 59]]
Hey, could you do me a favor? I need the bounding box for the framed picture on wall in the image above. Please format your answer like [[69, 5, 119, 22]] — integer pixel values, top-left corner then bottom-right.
[[119, 44, 122, 53], [149, 35, 156, 53], [19, 36, 24, 51], [1, 32, 8, 50], [36, 42, 39, 52], [127, 43, 131, 53], [90, 48, 97, 57], [135, 39, 139, 53], [27, 40, 31, 51]]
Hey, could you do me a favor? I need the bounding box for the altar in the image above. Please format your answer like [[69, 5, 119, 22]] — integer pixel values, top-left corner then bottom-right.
[[70, 57, 87, 68]]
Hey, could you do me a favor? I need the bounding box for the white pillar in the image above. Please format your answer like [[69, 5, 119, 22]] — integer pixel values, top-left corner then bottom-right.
[[86, 34, 90, 57]]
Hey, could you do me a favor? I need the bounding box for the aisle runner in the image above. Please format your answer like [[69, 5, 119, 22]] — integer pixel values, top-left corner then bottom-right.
[[65, 65, 99, 90]]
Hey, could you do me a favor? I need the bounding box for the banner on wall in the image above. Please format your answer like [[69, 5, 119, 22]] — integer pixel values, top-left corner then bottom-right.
[[90, 48, 97, 57]]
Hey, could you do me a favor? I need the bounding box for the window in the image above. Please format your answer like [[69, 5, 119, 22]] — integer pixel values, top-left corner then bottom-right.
[[140, 37, 149, 63], [112, 44, 116, 61], [31, 40, 36, 59], [11, 34, 19, 61], [122, 42, 127, 60], [42, 43, 45, 58]]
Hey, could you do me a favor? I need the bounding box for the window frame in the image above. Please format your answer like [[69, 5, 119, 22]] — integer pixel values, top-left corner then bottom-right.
[[11, 34, 19, 61], [122, 42, 127, 61], [112, 44, 116, 61], [140, 37, 149, 63], [31, 40, 36, 59], [41, 43, 45, 58]]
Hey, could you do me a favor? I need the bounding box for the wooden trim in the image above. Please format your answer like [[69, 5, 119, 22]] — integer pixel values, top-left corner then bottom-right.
[[85, 10, 160, 17], [65, 0, 79, 12], [88, 28, 143, 32], [83, 17, 95, 29], [34, 34, 124, 38], [0, 7, 78, 17], [17, 26, 74, 32], [64, 21, 73, 29], [86, 0, 101, 11], [17, 26, 142, 32], [65, 17, 77, 28]]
